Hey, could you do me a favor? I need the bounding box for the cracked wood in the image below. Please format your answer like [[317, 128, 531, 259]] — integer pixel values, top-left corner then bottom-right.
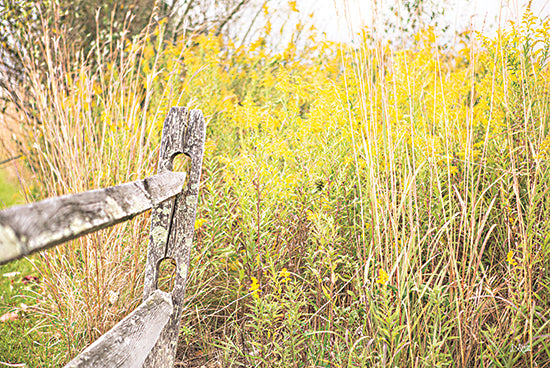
[[143, 107, 206, 368], [0, 171, 186, 265]]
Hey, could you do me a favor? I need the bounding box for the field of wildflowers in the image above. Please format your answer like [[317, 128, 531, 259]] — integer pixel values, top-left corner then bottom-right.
[[1, 2, 550, 367]]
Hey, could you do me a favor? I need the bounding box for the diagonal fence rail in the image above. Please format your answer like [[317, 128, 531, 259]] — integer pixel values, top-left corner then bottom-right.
[[0, 171, 186, 265]]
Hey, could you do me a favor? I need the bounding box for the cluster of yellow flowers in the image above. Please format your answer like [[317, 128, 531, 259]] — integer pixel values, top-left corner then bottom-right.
[[376, 269, 389, 285], [194, 218, 207, 230], [279, 268, 290, 283], [507, 251, 518, 267], [248, 269, 291, 300], [249, 276, 261, 299], [137, 9, 550, 305]]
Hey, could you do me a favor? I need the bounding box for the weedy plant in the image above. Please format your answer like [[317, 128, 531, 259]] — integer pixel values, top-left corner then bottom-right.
[[172, 7, 550, 367], [2, 1, 550, 367]]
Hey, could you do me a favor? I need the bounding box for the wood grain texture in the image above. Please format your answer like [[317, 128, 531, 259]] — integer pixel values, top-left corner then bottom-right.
[[143, 108, 206, 368], [0, 172, 186, 265], [143, 107, 189, 302], [64, 290, 173, 368]]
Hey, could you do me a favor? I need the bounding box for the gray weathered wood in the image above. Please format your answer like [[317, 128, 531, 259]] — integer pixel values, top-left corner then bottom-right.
[[143, 107, 206, 367], [143, 107, 188, 300], [64, 290, 173, 368], [0, 171, 186, 265]]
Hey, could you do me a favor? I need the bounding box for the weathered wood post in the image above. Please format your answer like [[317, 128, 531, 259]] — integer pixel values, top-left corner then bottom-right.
[[142, 107, 206, 367]]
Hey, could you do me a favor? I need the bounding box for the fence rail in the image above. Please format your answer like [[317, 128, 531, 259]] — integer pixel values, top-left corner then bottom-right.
[[0, 106, 206, 368], [0, 171, 186, 265]]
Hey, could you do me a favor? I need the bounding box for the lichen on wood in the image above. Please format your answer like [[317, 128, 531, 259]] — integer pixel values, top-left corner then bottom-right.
[[0, 171, 186, 265], [143, 107, 206, 368]]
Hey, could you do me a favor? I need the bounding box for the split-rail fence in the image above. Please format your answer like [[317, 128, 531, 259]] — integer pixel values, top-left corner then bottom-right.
[[0, 106, 205, 368]]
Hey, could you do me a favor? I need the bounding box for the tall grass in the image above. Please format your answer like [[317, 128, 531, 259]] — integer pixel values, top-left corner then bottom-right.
[[173, 9, 550, 367], [6, 11, 194, 361], [341, 11, 550, 366], [4, 2, 550, 367]]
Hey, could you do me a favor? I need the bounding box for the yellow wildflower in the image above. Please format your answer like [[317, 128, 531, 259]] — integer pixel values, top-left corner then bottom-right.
[[279, 268, 290, 283], [376, 268, 389, 285], [194, 218, 207, 230], [288, 1, 299, 12], [249, 276, 261, 299], [507, 251, 518, 267]]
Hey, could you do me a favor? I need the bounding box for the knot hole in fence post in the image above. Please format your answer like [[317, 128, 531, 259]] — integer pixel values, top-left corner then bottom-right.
[[157, 257, 177, 293]]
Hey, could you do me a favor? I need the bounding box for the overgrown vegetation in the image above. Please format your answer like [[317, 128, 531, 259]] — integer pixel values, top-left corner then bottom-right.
[[0, 0, 260, 113], [1, 1, 550, 367]]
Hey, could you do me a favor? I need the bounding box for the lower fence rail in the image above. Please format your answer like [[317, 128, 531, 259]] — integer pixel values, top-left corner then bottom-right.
[[64, 291, 173, 368]]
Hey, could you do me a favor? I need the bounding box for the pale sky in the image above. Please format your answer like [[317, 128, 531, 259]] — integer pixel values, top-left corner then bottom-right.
[[295, 0, 550, 42]]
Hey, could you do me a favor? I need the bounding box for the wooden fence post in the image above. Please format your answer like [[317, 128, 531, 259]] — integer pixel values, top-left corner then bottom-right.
[[142, 107, 206, 367]]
